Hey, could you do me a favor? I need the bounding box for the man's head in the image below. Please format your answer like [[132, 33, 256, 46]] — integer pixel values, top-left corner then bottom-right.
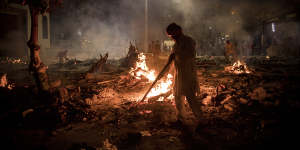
[[166, 23, 182, 40]]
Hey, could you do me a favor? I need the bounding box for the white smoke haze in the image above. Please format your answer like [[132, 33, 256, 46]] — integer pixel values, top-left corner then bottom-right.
[[49, 0, 299, 60], [54, 0, 147, 60]]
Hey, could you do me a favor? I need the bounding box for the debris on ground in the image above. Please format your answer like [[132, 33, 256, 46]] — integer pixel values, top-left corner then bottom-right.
[[1, 56, 300, 149]]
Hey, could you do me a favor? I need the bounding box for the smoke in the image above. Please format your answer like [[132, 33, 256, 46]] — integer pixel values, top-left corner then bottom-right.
[[51, 0, 299, 59], [53, 0, 146, 60]]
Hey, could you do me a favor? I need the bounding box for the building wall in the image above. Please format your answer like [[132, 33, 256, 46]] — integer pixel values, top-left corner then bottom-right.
[[38, 13, 50, 49], [7, 3, 51, 49], [0, 4, 27, 57]]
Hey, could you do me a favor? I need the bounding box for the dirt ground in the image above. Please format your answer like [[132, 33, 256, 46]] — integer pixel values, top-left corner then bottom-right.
[[1, 56, 300, 150]]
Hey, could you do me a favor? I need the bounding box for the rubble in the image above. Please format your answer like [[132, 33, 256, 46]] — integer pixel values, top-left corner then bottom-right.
[[1, 55, 299, 150], [249, 87, 268, 101], [22, 109, 34, 118], [98, 139, 118, 150], [202, 95, 212, 105], [239, 98, 248, 104], [220, 95, 232, 105], [140, 130, 152, 136], [224, 104, 234, 111]]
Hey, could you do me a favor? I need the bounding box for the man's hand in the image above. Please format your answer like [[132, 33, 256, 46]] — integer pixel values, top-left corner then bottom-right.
[[168, 53, 175, 63]]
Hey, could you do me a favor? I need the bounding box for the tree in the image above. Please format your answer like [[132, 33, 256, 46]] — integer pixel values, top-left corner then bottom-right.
[[21, 0, 62, 93]]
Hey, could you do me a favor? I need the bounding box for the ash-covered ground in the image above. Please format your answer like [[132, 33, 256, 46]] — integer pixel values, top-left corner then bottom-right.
[[1, 56, 300, 150]]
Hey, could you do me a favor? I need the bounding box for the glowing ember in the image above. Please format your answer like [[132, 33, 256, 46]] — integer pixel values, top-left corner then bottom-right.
[[129, 53, 173, 101], [225, 60, 251, 74]]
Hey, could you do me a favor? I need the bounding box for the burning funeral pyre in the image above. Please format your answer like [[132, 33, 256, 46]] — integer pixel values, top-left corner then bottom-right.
[[224, 60, 252, 74], [0, 74, 14, 90], [129, 53, 174, 102], [0, 57, 27, 64]]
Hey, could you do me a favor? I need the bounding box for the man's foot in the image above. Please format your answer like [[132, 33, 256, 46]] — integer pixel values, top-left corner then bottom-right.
[[195, 120, 210, 134], [170, 119, 185, 128], [170, 119, 196, 134]]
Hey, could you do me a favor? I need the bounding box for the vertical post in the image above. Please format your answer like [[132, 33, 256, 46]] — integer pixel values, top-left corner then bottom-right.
[[145, 0, 148, 52], [261, 22, 265, 56]]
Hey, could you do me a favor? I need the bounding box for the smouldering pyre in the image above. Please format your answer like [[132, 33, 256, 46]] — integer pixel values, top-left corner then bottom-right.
[[225, 60, 252, 74], [129, 53, 174, 102], [0, 57, 27, 64]]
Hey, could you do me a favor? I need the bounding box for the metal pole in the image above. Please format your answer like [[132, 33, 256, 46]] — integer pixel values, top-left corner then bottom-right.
[[145, 0, 148, 52]]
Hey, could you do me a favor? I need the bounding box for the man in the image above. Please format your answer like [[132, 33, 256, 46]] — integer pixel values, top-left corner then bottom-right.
[[57, 49, 68, 64], [165, 23, 202, 123], [224, 40, 237, 63]]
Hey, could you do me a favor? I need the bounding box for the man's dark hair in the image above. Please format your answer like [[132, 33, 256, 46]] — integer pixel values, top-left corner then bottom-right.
[[166, 23, 182, 35]]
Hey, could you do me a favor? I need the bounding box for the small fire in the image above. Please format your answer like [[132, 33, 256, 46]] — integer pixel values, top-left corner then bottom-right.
[[0, 57, 27, 64], [130, 53, 173, 101], [0, 74, 14, 90], [225, 60, 251, 74], [130, 53, 155, 81], [147, 74, 173, 98]]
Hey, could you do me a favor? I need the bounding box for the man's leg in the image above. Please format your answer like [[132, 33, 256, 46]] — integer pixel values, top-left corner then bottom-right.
[[175, 95, 187, 121], [185, 91, 203, 119], [224, 52, 230, 64]]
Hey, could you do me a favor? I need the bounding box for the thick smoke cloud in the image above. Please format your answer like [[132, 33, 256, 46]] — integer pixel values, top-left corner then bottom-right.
[[52, 0, 298, 59], [53, 0, 145, 60]]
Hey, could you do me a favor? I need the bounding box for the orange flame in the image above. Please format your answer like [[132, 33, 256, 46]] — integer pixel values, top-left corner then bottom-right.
[[130, 53, 173, 101], [225, 60, 251, 74], [129, 53, 155, 81]]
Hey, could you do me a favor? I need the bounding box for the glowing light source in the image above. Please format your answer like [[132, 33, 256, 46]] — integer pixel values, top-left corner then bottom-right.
[[77, 29, 82, 36], [272, 23, 276, 32]]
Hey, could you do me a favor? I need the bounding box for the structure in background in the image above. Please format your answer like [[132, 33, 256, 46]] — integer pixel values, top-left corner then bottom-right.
[[0, 2, 51, 59]]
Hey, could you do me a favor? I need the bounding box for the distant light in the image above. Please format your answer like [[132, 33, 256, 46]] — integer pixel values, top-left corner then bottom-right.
[[164, 40, 175, 47], [231, 11, 235, 15], [272, 23, 276, 32], [209, 26, 212, 30], [77, 30, 82, 36]]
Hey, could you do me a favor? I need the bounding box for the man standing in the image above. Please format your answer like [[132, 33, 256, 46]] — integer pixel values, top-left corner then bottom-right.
[[165, 23, 202, 123], [224, 40, 237, 63], [57, 49, 68, 64]]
